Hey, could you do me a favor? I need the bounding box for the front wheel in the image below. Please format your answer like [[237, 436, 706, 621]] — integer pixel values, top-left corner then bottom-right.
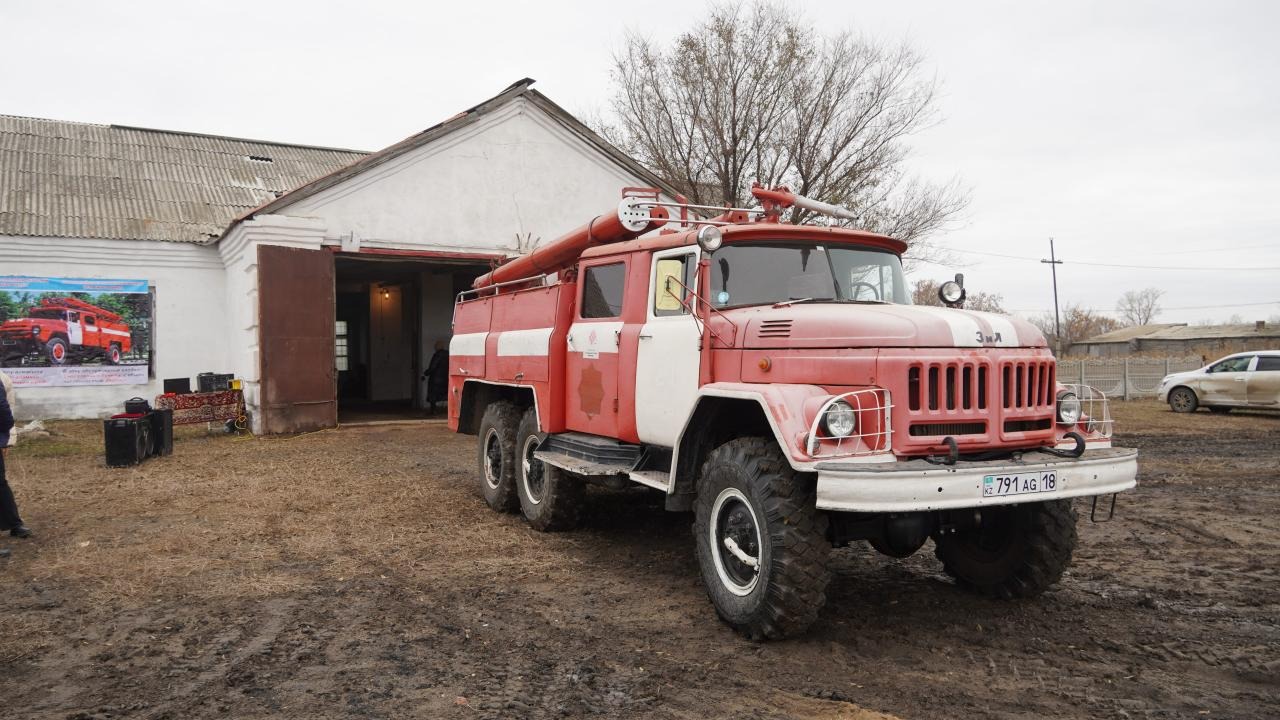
[[694, 437, 830, 640], [107, 343, 122, 364], [46, 337, 69, 365], [515, 408, 583, 531], [934, 499, 1077, 599], [1168, 387, 1198, 413]]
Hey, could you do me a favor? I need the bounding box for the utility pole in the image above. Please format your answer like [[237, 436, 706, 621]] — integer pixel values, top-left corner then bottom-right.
[[1041, 237, 1063, 356]]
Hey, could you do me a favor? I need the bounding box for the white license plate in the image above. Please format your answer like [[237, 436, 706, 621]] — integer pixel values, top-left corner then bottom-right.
[[982, 471, 1058, 498]]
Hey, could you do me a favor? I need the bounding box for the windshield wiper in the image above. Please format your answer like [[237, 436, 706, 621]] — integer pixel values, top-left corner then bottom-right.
[[773, 297, 831, 308]]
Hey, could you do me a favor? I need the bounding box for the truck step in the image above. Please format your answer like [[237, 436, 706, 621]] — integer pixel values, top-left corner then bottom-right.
[[540, 432, 642, 467], [534, 449, 631, 477], [628, 470, 670, 491]]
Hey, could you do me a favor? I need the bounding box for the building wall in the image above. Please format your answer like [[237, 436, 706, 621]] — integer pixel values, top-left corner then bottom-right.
[[0, 235, 228, 420], [283, 97, 678, 256]]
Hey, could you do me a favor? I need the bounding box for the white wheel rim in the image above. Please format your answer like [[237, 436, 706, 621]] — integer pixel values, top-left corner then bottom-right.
[[482, 428, 502, 490], [709, 487, 763, 597], [520, 434, 544, 505]]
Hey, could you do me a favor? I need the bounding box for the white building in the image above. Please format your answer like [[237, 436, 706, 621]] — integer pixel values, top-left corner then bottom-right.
[[1, 79, 679, 432]]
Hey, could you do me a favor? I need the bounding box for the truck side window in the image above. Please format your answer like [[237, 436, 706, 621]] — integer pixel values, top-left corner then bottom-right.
[[1256, 356, 1280, 372], [653, 255, 694, 316], [84, 315, 96, 326], [581, 262, 626, 318]]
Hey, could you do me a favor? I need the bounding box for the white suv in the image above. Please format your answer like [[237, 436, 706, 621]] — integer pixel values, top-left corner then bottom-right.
[[1157, 350, 1280, 413]]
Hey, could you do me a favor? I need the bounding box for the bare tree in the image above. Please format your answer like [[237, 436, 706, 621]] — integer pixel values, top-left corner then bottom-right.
[[602, 1, 967, 261], [911, 278, 1006, 313], [1116, 288, 1165, 326], [1031, 304, 1122, 351]]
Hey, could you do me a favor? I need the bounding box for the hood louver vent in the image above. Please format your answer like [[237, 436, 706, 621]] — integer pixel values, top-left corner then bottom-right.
[[758, 319, 793, 337]]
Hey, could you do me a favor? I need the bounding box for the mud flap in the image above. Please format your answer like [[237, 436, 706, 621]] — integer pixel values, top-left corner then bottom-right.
[[1090, 493, 1118, 523]]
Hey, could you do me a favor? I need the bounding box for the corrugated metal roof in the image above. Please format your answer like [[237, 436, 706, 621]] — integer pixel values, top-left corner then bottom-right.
[[1079, 324, 1187, 344], [1081, 322, 1280, 344], [0, 115, 367, 243]]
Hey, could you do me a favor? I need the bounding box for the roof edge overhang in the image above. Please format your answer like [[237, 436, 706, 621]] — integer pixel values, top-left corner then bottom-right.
[[213, 78, 683, 246]]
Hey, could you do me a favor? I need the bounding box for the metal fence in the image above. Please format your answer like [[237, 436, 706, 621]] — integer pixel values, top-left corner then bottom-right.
[[1056, 357, 1202, 400]]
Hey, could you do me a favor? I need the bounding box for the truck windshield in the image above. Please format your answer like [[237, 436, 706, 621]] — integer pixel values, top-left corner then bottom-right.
[[30, 309, 65, 319], [709, 242, 909, 308]]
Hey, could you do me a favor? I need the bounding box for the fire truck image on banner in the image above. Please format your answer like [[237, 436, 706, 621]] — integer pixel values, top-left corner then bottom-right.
[[0, 276, 151, 387]]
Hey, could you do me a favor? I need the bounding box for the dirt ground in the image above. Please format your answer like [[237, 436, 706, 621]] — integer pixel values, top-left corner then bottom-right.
[[1, 401, 1277, 719]]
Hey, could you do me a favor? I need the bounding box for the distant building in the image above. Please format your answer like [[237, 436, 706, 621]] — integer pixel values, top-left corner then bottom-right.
[[1071, 321, 1280, 358]]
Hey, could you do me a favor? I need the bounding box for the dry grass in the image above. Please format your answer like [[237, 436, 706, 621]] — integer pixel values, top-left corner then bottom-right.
[[1, 421, 501, 660]]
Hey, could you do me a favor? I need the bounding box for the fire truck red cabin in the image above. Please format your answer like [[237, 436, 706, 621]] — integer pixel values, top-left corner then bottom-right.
[[448, 184, 1138, 639]]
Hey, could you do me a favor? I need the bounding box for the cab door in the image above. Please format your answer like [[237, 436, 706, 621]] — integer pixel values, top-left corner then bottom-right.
[[565, 259, 628, 436], [82, 314, 102, 349], [1247, 355, 1280, 406], [1199, 355, 1253, 406], [634, 247, 702, 447], [65, 310, 83, 345]]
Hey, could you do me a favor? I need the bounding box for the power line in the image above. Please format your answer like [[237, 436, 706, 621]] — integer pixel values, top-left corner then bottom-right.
[[936, 247, 1280, 271], [1007, 300, 1279, 313]]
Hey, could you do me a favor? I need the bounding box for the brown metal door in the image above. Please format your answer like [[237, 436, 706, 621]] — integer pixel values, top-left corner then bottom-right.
[[258, 245, 337, 433]]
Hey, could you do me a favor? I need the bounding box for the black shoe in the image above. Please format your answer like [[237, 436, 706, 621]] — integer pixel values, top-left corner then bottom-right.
[[10, 526, 31, 538]]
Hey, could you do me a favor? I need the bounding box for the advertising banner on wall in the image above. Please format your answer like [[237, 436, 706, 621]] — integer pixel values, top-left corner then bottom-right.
[[0, 276, 152, 387]]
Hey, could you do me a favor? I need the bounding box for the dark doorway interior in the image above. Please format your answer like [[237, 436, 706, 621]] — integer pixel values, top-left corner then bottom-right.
[[333, 254, 487, 424]]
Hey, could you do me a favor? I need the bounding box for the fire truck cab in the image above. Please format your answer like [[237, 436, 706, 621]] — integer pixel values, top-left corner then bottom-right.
[[449, 186, 1137, 639]]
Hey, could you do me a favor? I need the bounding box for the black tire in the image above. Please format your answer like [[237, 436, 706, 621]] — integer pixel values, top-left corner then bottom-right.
[[476, 401, 521, 513], [693, 437, 831, 640], [515, 408, 583, 531], [934, 499, 1077, 599], [1208, 406, 1232, 415], [1168, 387, 1198, 413], [46, 337, 69, 365], [107, 343, 122, 365]]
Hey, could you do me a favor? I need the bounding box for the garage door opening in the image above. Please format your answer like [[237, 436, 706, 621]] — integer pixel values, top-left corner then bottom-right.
[[334, 254, 489, 424]]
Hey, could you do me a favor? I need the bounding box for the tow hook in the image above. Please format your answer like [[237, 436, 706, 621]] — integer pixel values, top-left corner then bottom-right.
[[924, 437, 960, 466], [723, 537, 759, 569], [1091, 493, 1118, 523]]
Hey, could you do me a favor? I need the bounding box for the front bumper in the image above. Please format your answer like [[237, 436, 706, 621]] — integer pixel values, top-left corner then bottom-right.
[[815, 447, 1137, 513], [0, 337, 38, 354]]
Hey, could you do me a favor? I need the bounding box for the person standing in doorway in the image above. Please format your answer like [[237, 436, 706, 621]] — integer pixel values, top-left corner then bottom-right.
[[0, 371, 31, 539], [423, 340, 450, 415]]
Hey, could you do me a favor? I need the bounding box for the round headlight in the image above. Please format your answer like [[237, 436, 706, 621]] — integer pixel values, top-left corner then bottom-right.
[[938, 280, 965, 304], [822, 400, 857, 438], [696, 225, 723, 252], [32, 326, 41, 336], [1057, 392, 1082, 425]]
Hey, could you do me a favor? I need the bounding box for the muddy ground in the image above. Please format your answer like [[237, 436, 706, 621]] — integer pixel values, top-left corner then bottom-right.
[[1, 401, 1276, 719]]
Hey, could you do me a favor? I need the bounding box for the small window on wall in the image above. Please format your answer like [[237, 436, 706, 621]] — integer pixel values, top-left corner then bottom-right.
[[335, 321, 349, 372], [581, 262, 626, 318]]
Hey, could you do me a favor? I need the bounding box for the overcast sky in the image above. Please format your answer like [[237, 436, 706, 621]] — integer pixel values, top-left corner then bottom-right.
[[2, 1, 1276, 324]]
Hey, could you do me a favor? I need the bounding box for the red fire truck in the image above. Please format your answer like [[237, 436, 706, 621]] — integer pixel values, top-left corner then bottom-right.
[[449, 185, 1137, 639], [0, 297, 132, 365]]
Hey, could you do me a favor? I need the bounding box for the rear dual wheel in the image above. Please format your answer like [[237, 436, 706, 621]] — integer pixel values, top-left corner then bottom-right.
[[475, 403, 583, 530], [476, 401, 521, 512], [515, 409, 582, 532]]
